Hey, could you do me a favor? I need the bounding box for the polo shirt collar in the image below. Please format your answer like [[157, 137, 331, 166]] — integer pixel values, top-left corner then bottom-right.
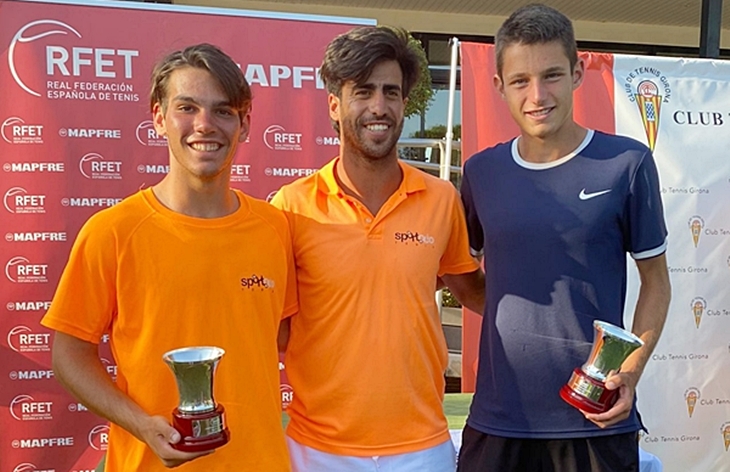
[[315, 156, 428, 197]]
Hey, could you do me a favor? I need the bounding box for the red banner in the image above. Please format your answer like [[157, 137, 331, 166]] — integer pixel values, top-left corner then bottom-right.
[[0, 0, 368, 469], [459, 42, 615, 392]]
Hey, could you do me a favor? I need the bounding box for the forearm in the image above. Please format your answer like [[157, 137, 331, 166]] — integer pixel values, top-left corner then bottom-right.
[[441, 269, 485, 315], [623, 256, 671, 381], [51, 332, 151, 441]]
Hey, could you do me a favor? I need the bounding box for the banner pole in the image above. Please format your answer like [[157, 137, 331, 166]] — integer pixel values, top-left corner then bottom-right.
[[442, 37, 460, 181]]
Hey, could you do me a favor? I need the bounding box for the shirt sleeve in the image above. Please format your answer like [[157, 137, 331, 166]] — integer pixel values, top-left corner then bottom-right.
[[625, 149, 668, 259], [460, 160, 485, 258], [41, 214, 117, 343], [439, 185, 481, 277]]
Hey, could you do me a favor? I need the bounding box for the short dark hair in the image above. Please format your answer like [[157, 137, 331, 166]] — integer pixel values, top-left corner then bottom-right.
[[320, 25, 421, 99], [149, 43, 251, 115], [495, 4, 578, 77]]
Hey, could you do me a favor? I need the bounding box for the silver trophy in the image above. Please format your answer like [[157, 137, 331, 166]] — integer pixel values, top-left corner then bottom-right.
[[560, 320, 644, 413], [163, 346, 230, 451]]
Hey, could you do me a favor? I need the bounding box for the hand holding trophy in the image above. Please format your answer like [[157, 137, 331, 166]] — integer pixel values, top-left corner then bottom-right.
[[163, 346, 230, 452], [560, 321, 644, 414]]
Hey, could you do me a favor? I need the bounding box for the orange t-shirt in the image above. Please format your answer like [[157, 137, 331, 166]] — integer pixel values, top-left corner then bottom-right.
[[42, 188, 296, 472], [272, 158, 479, 455]]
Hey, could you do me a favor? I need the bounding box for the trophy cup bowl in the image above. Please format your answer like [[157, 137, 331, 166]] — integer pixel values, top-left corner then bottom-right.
[[560, 320, 644, 414], [163, 346, 230, 452]]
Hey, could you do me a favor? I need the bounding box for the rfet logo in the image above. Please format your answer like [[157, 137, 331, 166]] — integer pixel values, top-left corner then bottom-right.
[[685, 387, 700, 418], [88, 424, 110, 451], [7, 325, 51, 353], [280, 384, 293, 410], [263, 125, 302, 151], [135, 120, 167, 147], [230, 164, 251, 183], [2, 117, 43, 144], [12, 463, 55, 472], [10, 394, 53, 421], [4, 187, 46, 214], [101, 357, 118, 382], [78, 152, 122, 180], [9, 19, 139, 98], [6, 256, 48, 283], [691, 297, 707, 329]]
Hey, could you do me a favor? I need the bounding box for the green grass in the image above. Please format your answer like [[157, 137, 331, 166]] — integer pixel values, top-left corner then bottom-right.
[[443, 393, 472, 430]]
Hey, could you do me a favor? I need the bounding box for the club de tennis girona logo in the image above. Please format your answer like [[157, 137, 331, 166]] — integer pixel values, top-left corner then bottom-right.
[[688, 215, 704, 248], [623, 67, 672, 151], [685, 387, 700, 418], [9, 20, 81, 97], [722, 422, 730, 451], [691, 297, 706, 329]]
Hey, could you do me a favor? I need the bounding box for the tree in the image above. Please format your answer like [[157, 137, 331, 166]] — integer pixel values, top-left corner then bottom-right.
[[402, 30, 434, 119]]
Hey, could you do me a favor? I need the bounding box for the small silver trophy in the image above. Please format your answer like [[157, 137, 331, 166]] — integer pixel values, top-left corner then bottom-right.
[[163, 346, 230, 451], [560, 320, 644, 413]]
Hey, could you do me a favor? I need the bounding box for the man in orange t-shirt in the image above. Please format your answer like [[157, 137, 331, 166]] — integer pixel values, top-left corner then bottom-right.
[[272, 26, 484, 471], [42, 44, 295, 472]]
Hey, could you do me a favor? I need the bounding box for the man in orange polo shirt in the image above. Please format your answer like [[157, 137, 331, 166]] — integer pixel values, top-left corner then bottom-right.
[[272, 26, 484, 471], [42, 44, 295, 471]]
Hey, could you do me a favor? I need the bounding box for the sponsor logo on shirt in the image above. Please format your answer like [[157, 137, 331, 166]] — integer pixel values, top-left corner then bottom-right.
[[578, 188, 611, 200], [394, 231, 435, 246], [240, 274, 275, 290]]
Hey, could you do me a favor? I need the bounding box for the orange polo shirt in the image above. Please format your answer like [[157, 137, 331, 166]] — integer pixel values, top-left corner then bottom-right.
[[272, 158, 479, 456], [42, 188, 295, 472]]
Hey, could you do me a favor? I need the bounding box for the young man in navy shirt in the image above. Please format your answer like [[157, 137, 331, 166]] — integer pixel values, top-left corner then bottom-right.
[[458, 4, 671, 471]]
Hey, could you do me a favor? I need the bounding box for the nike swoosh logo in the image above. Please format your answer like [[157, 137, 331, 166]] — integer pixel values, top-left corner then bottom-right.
[[578, 188, 611, 200]]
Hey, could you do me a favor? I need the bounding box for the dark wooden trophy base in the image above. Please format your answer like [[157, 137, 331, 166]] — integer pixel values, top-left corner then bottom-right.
[[171, 404, 230, 452], [559, 368, 618, 414]]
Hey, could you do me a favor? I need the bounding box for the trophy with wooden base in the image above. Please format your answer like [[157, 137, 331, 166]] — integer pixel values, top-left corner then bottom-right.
[[163, 346, 230, 452], [560, 321, 644, 414]]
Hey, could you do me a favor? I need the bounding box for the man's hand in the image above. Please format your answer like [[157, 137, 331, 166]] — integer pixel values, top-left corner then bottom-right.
[[582, 371, 639, 429], [139, 415, 213, 468]]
